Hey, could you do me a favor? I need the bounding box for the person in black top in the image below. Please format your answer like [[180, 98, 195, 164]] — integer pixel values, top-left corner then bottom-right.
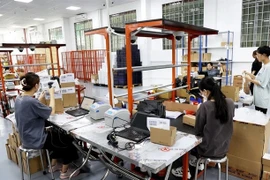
[[250, 50, 262, 95]]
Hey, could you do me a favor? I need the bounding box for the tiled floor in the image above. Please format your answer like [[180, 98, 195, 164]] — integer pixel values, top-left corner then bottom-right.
[[0, 83, 243, 180]]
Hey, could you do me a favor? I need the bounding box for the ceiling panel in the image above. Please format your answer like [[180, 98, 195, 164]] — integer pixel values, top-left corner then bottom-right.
[[0, 0, 138, 28]]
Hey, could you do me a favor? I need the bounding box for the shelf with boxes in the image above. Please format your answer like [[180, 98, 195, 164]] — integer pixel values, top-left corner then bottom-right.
[[0, 43, 65, 117], [180, 31, 234, 86]]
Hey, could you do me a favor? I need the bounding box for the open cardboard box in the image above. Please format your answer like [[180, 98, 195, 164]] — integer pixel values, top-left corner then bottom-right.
[[221, 86, 239, 102], [150, 126, 177, 146], [183, 115, 196, 127], [163, 101, 198, 113]]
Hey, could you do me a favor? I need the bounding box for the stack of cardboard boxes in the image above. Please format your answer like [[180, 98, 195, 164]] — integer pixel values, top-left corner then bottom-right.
[[5, 123, 46, 174], [263, 154, 270, 179], [223, 115, 270, 180]]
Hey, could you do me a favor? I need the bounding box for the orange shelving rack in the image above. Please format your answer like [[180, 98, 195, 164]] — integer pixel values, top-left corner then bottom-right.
[[122, 18, 218, 180], [0, 43, 65, 117]]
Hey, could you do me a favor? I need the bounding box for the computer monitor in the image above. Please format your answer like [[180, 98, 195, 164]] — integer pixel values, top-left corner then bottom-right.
[[131, 112, 158, 132]]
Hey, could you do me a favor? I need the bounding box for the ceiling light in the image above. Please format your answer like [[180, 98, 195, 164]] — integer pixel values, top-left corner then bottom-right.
[[0, 14, 3, 17], [34, 18, 45, 21], [12, 25, 21, 28], [66, 6, 81, 11], [14, 0, 33, 3]]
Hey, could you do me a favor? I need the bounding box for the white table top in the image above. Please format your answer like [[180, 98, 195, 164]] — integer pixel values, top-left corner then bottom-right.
[[71, 121, 202, 173]]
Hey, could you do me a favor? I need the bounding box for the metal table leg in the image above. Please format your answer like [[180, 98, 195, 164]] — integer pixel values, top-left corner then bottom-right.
[[164, 164, 172, 180], [182, 153, 189, 180], [69, 145, 93, 180], [101, 169, 110, 180]]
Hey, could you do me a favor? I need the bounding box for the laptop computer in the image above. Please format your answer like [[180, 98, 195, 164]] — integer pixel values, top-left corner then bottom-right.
[[116, 112, 158, 143], [65, 96, 95, 117]]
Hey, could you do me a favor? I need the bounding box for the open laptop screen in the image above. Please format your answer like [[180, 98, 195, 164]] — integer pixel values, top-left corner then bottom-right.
[[81, 97, 95, 110], [131, 112, 158, 131]]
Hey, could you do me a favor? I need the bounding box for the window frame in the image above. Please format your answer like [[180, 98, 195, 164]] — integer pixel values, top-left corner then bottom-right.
[[48, 27, 63, 41], [241, 0, 270, 47], [162, 0, 204, 50], [74, 20, 93, 50], [109, 10, 137, 52]]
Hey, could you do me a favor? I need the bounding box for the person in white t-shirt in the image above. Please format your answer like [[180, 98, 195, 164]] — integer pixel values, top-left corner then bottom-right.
[[244, 46, 270, 114]]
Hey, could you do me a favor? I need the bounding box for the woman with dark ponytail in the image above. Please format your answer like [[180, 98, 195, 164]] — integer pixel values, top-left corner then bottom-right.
[[172, 77, 235, 178]]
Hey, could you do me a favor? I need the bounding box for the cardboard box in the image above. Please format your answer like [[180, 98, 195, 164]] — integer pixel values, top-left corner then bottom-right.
[[14, 132, 21, 147], [9, 133, 18, 150], [9, 147, 18, 164], [224, 119, 270, 180], [221, 42, 233, 47], [221, 86, 239, 102], [21, 151, 47, 175], [262, 171, 270, 180], [163, 101, 197, 113], [150, 126, 177, 146], [222, 154, 261, 180], [176, 89, 189, 98], [91, 74, 98, 83], [203, 53, 212, 61], [156, 89, 172, 100], [263, 153, 270, 167], [265, 166, 270, 172], [60, 74, 77, 108], [182, 52, 199, 62], [183, 115, 196, 127], [61, 82, 77, 107], [45, 98, 64, 113], [196, 75, 205, 79], [5, 144, 11, 160], [233, 75, 243, 88]]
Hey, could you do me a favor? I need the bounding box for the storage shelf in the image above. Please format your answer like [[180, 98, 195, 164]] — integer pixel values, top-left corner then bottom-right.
[[181, 61, 232, 63], [4, 79, 20, 82], [180, 46, 233, 50]]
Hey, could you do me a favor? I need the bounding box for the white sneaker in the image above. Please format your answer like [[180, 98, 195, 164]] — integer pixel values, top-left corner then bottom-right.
[[171, 167, 191, 179], [189, 156, 205, 171]]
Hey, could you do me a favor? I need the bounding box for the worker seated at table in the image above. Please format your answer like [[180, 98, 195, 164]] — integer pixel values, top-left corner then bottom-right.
[[199, 62, 222, 78], [15, 72, 80, 179], [172, 77, 235, 178]]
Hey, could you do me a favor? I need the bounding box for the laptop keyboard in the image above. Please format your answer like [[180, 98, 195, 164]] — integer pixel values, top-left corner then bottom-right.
[[117, 128, 149, 142]]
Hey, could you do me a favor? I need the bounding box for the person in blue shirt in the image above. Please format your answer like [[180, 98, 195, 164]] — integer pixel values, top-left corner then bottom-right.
[[15, 72, 79, 179], [206, 62, 220, 77]]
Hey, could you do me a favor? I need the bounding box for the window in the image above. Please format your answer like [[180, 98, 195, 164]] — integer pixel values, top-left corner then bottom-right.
[[110, 10, 136, 52], [241, 0, 270, 47], [162, 0, 204, 49], [49, 27, 63, 41], [74, 20, 93, 50]]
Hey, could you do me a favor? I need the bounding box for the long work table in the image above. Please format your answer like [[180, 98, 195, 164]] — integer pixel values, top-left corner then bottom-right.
[[47, 112, 201, 180]]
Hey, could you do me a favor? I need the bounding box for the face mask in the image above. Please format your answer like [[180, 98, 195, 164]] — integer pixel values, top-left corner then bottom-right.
[[202, 95, 207, 102]]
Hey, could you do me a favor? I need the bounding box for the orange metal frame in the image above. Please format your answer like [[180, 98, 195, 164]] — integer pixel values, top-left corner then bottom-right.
[[124, 19, 218, 180], [0, 44, 65, 117], [85, 29, 114, 106]]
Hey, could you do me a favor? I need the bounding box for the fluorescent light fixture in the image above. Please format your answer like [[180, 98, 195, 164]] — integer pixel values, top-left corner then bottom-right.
[[0, 14, 3, 17], [12, 25, 21, 28], [66, 6, 81, 10], [14, 0, 33, 3], [33, 18, 45, 21]]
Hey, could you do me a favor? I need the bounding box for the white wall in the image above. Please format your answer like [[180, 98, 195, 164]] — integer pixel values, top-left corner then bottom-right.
[[0, 0, 259, 85]]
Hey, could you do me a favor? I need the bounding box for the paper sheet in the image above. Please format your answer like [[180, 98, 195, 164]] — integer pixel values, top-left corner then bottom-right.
[[166, 110, 182, 119], [60, 73, 75, 83], [147, 117, 170, 131]]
